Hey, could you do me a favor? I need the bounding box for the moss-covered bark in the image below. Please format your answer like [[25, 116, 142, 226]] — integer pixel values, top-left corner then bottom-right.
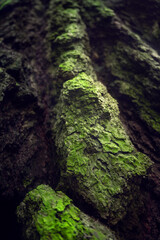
[[0, 0, 160, 239], [49, 0, 151, 225], [17, 184, 118, 240]]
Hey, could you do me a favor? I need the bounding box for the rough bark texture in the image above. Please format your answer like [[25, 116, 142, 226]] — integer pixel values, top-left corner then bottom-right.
[[0, 0, 160, 239], [17, 184, 117, 240]]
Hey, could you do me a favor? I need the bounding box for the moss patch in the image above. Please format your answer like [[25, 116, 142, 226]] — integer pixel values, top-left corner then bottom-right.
[[79, 0, 115, 28], [0, 0, 19, 11], [53, 72, 151, 224], [47, 0, 152, 226], [0, 0, 12, 10], [17, 185, 117, 240], [104, 38, 160, 133]]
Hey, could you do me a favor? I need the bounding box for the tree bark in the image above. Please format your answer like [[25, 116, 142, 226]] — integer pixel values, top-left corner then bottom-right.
[[0, 0, 160, 239]]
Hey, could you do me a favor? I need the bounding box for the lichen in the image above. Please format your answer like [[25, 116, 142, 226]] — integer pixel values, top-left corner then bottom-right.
[[17, 185, 117, 240]]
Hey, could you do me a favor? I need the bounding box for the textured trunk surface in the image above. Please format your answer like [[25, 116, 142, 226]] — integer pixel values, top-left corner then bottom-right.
[[0, 0, 160, 239]]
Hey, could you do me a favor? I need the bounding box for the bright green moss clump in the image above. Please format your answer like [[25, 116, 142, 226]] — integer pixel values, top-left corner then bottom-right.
[[17, 185, 117, 240], [48, 0, 114, 103], [48, 0, 93, 101], [53, 71, 151, 224]]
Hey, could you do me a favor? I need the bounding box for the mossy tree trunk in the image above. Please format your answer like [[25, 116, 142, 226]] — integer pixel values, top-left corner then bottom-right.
[[0, 0, 160, 239]]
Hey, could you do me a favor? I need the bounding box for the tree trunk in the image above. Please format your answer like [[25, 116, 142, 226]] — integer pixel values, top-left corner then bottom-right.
[[0, 0, 160, 239]]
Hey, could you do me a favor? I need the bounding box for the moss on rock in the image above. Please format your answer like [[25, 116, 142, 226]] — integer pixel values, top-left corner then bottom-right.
[[17, 184, 117, 240]]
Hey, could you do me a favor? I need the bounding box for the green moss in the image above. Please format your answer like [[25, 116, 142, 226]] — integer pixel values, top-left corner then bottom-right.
[[0, 0, 12, 10], [104, 39, 160, 133], [48, 0, 151, 226], [59, 50, 90, 72], [48, 1, 81, 42], [58, 52, 90, 79], [0, 0, 19, 10], [23, 178, 32, 188], [54, 22, 86, 44], [79, 0, 115, 27], [17, 185, 117, 240], [53, 72, 151, 224], [47, 0, 100, 101]]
